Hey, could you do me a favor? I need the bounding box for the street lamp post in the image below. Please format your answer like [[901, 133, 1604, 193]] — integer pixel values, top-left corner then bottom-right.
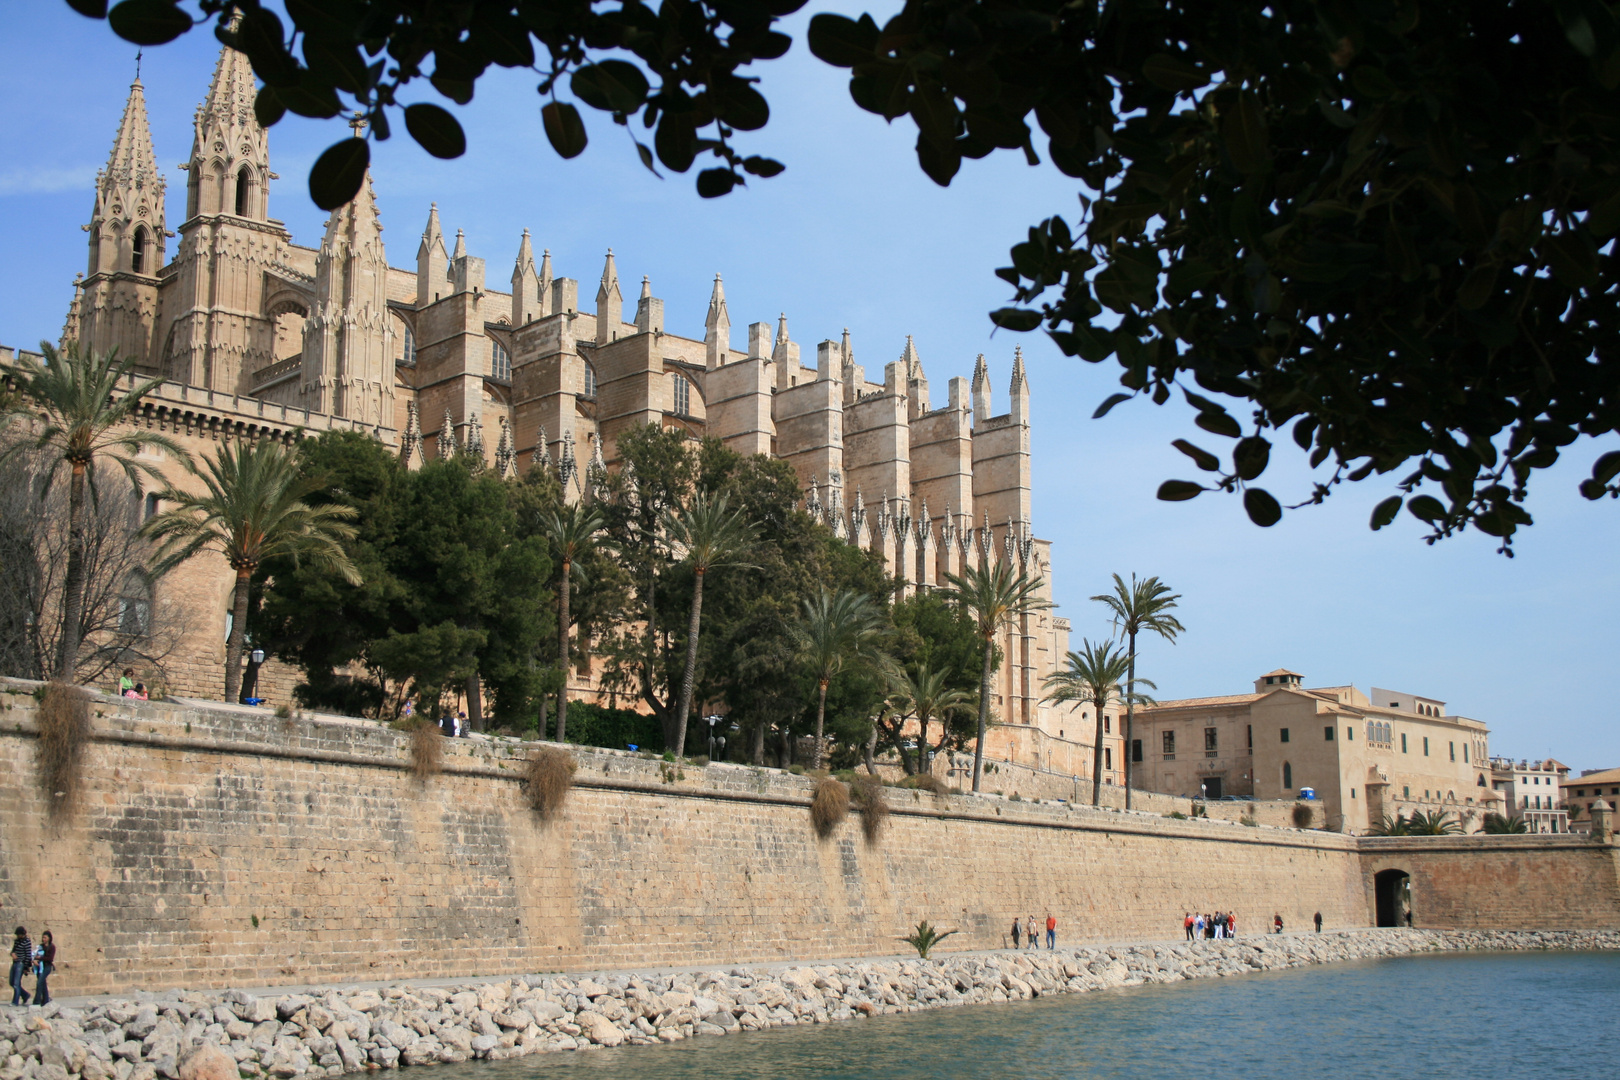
[[242, 647, 266, 705]]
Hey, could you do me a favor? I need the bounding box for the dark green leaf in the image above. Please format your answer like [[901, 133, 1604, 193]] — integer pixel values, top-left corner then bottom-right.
[[1172, 439, 1221, 472], [404, 104, 466, 159], [1232, 436, 1270, 480], [807, 13, 879, 68], [655, 111, 697, 172], [1167, 257, 1219, 296], [1580, 478, 1609, 500], [308, 138, 369, 212], [1540, 233, 1600, 290], [1243, 488, 1281, 527], [1222, 91, 1270, 174], [1407, 495, 1447, 523], [284, 0, 356, 42], [542, 102, 588, 159], [279, 79, 343, 119], [66, 0, 108, 17], [108, 0, 192, 46], [917, 135, 961, 186], [1456, 263, 1498, 310], [1092, 392, 1132, 419], [571, 61, 650, 114], [1593, 450, 1620, 485], [431, 76, 474, 105], [696, 168, 737, 198], [1587, 191, 1620, 238], [254, 87, 286, 129], [1194, 410, 1242, 438], [1141, 53, 1207, 93], [1157, 480, 1204, 502], [742, 156, 785, 178], [1370, 496, 1403, 530], [716, 84, 770, 131], [990, 308, 1042, 332], [635, 141, 660, 176]]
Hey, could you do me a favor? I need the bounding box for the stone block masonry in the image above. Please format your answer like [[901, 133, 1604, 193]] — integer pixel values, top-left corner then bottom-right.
[[0, 680, 1615, 998]]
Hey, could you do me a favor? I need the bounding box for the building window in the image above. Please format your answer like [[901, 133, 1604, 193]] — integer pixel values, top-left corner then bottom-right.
[[1280, 728, 1290, 743], [1449, 742, 1455, 762], [1423, 736, 1429, 756], [1204, 727, 1217, 752], [118, 572, 152, 637], [235, 167, 252, 216], [1351, 787, 1357, 799], [1404, 785, 1410, 800], [1324, 725, 1334, 741], [1162, 731, 1176, 757], [1282, 762, 1293, 789], [1464, 744, 1469, 763], [1401, 733, 1408, 753], [1347, 725, 1353, 741], [672, 373, 691, 415], [1131, 739, 1142, 763], [1104, 748, 1112, 770], [584, 361, 598, 397], [401, 321, 416, 365], [143, 492, 161, 521], [131, 225, 148, 274], [491, 338, 511, 380], [1247, 724, 1252, 750], [1104, 715, 1111, 734]]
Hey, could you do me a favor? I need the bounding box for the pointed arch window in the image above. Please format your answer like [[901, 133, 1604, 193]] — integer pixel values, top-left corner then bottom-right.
[[490, 338, 511, 380], [118, 571, 152, 637], [1282, 761, 1293, 790], [672, 373, 691, 416], [399, 320, 416, 365], [583, 361, 598, 398], [131, 226, 147, 274], [235, 167, 253, 217]]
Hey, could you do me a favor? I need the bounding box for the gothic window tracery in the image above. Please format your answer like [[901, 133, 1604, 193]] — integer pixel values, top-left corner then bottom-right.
[[672, 373, 691, 415], [584, 361, 598, 398], [131, 226, 147, 274], [490, 338, 510, 380]]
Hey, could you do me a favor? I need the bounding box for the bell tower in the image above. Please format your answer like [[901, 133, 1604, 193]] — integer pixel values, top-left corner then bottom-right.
[[74, 68, 166, 365], [163, 39, 285, 391]]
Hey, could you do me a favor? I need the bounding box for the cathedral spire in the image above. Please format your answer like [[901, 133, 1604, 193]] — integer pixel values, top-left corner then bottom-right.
[[1009, 344, 1029, 423], [303, 168, 395, 427], [596, 248, 622, 344], [705, 273, 730, 369], [512, 228, 541, 325], [416, 203, 449, 306], [452, 228, 467, 260], [187, 38, 268, 220], [971, 352, 992, 425]]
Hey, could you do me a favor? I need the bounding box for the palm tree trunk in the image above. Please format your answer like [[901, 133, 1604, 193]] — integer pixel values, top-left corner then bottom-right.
[[972, 637, 993, 792], [465, 671, 482, 731], [916, 713, 929, 777], [56, 462, 89, 681], [751, 718, 765, 765], [673, 567, 705, 759], [812, 677, 829, 769], [1090, 696, 1107, 806], [556, 558, 571, 743], [223, 567, 252, 703], [864, 725, 878, 775], [1124, 629, 1138, 811]]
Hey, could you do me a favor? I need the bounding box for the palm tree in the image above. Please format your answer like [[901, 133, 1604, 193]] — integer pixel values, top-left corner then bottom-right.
[[887, 662, 975, 777], [540, 502, 606, 744], [1368, 813, 1413, 836], [143, 438, 360, 704], [663, 490, 754, 759], [1042, 638, 1156, 806], [1, 343, 186, 679], [942, 560, 1052, 793], [1404, 808, 1463, 835], [1482, 812, 1529, 834], [790, 588, 890, 769], [1091, 573, 1184, 810]]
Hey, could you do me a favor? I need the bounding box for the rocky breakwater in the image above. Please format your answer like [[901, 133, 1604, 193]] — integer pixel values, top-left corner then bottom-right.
[[4, 929, 1616, 1080]]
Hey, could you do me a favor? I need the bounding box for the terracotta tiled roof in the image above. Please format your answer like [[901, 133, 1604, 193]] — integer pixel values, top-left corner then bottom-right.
[[1259, 668, 1302, 677], [1562, 766, 1620, 788], [1143, 693, 1262, 711]]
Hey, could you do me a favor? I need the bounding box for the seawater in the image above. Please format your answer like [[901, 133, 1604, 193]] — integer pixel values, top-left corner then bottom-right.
[[465, 951, 1619, 1079]]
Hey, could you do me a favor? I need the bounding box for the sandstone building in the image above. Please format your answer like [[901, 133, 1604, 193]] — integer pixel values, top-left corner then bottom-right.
[[1131, 669, 1500, 834], [1564, 767, 1620, 834], [1490, 757, 1570, 833], [16, 46, 1096, 768]]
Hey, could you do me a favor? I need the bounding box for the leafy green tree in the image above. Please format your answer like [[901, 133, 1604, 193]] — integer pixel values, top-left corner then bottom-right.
[[540, 502, 607, 743], [885, 661, 975, 778], [942, 560, 1052, 792], [143, 438, 359, 704], [663, 489, 755, 758], [1404, 808, 1464, 835], [790, 587, 890, 769], [80, 1, 1620, 545], [1042, 638, 1156, 806], [1091, 573, 1184, 810], [1482, 812, 1529, 834], [1, 342, 185, 679]]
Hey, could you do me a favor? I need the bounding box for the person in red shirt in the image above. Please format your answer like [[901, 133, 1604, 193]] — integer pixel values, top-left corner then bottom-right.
[[1045, 913, 1056, 949], [1184, 912, 1195, 940]]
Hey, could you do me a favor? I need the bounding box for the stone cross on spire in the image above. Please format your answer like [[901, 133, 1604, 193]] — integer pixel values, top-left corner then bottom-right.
[[596, 249, 622, 344], [705, 274, 731, 368]]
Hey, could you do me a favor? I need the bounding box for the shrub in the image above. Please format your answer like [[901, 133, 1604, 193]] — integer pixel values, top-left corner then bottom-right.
[[561, 701, 665, 753], [1482, 812, 1529, 833], [37, 682, 90, 816], [525, 747, 577, 816], [1292, 803, 1315, 828], [901, 920, 958, 959], [851, 773, 890, 843], [787, 763, 805, 775], [1165, 810, 1187, 820], [810, 776, 850, 837], [1240, 814, 1259, 828], [408, 720, 441, 780], [895, 772, 945, 794]]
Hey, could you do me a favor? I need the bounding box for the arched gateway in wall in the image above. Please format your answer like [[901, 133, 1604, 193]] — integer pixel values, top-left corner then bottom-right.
[[1374, 868, 1411, 927]]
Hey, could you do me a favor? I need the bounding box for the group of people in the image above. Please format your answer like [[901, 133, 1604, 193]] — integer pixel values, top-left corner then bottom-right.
[[1183, 911, 1240, 939], [1008, 914, 1057, 950], [116, 669, 149, 700], [9, 927, 53, 1007]]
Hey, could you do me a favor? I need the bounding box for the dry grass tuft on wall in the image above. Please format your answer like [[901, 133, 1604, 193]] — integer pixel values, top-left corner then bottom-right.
[[408, 721, 442, 780], [810, 776, 850, 837], [1292, 803, 1315, 828], [897, 772, 946, 794], [526, 747, 577, 816], [37, 681, 91, 817], [851, 773, 890, 842]]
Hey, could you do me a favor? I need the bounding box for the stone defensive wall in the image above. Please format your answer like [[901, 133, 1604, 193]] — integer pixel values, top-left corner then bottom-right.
[[2, 679, 1616, 997]]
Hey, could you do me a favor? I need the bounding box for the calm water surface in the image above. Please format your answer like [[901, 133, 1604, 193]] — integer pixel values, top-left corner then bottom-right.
[[470, 951, 1617, 1079]]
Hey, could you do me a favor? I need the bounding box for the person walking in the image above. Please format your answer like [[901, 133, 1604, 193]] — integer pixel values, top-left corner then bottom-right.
[[32, 932, 53, 1007], [9, 927, 32, 1006], [1010, 916, 1021, 950], [1183, 912, 1195, 940], [1273, 913, 1284, 934], [1045, 913, 1056, 950], [1313, 911, 1323, 933], [1193, 912, 1205, 939], [1228, 912, 1237, 939]]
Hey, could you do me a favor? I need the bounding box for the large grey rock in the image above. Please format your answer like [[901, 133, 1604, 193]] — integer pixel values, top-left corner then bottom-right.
[[176, 1045, 237, 1080]]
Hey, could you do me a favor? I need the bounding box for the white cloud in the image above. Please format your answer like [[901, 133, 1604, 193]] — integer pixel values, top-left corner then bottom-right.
[[0, 165, 97, 196]]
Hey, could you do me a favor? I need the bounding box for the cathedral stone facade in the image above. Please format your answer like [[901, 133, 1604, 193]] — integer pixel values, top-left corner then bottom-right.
[[44, 45, 1116, 782]]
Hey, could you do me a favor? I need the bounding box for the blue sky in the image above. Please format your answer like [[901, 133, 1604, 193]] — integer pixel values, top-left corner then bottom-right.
[[2, 3, 1617, 769]]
